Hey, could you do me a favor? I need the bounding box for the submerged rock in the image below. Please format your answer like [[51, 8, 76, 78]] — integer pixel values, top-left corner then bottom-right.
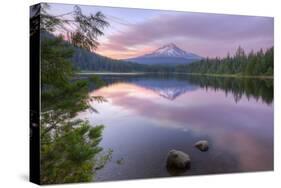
[[194, 140, 209, 152], [166, 150, 191, 169]]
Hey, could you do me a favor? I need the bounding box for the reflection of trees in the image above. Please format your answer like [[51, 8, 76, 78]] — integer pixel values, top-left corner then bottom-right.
[[185, 76, 273, 104], [78, 74, 273, 104]]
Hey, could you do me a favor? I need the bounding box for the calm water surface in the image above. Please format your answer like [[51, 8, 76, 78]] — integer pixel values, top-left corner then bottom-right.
[[79, 74, 273, 181]]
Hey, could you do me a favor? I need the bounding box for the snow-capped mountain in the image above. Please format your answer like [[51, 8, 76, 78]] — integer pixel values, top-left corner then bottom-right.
[[126, 43, 202, 65], [144, 43, 201, 58], [132, 79, 198, 100]]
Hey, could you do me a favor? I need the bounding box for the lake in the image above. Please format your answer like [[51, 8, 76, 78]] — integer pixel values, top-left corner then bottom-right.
[[78, 74, 273, 181]]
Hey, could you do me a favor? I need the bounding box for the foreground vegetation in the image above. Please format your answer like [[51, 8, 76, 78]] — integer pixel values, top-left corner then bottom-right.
[[40, 38, 112, 184], [31, 3, 112, 184]]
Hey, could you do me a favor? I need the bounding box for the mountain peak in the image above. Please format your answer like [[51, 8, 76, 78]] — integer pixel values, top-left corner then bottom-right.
[[126, 43, 202, 65], [151, 43, 191, 57], [161, 43, 177, 48]]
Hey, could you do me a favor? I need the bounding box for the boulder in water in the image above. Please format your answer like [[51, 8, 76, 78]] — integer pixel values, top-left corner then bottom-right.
[[166, 150, 191, 169], [194, 140, 209, 152]]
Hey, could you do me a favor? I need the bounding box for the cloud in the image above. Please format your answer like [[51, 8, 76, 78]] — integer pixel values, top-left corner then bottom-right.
[[110, 13, 273, 45], [99, 13, 273, 58]]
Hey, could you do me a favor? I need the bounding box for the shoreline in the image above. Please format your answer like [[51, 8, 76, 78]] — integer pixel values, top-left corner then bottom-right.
[[77, 72, 146, 75], [183, 73, 273, 79], [76, 71, 273, 79]]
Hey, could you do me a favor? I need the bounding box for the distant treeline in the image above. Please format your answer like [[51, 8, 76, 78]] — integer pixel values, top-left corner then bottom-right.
[[44, 32, 273, 76], [73, 46, 273, 77], [176, 46, 273, 76], [72, 47, 173, 73]]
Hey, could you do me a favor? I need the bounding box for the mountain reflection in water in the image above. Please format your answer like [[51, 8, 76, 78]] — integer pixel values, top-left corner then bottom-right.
[[78, 74, 273, 181], [86, 74, 273, 104]]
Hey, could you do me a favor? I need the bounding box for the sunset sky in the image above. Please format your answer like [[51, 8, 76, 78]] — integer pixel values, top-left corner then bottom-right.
[[48, 3, 274, 59]]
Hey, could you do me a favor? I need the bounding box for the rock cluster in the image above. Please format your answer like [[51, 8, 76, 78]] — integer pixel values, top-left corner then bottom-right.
[[166, 140, 209, 170]]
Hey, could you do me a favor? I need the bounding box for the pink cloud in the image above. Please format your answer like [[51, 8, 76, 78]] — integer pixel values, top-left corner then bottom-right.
[[98, 13, 273, 58]]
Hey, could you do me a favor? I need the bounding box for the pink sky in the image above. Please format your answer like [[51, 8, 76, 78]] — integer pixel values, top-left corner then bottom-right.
[[49, 3, 274, 59]]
